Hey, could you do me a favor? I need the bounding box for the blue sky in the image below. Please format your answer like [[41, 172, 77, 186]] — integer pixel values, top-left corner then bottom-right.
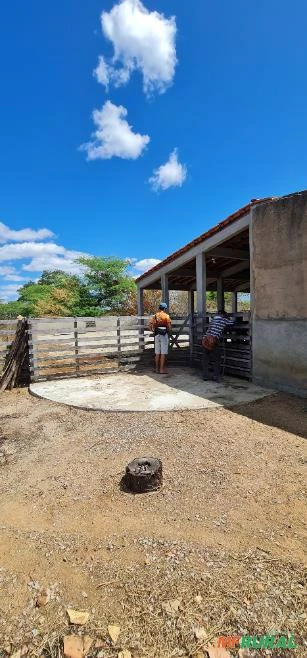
[[1, 0, 307, 300]]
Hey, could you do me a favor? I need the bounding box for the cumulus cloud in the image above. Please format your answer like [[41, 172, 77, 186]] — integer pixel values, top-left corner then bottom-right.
[[149, 149, 187, 191], [22, 252, 85, 275], [0, 221, 89, 300], [133, 258, 161, 273], [0, 222, 54, 244], [0, 241, 68, 262], [80, 101, 150, 160], [0, 283, 23, 301], [95, 0, 177, 97], [0, 265, 27, 282]]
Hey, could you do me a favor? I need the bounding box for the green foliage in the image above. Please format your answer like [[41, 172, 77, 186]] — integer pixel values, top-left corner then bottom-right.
[[0, 300, 29, 319], [0, 259, 137, 318], [38, 270, 80, 288], [78, 256, 136, 313]]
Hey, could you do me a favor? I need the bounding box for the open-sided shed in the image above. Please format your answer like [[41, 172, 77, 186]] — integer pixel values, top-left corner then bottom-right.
[[136, 191, 307, 397]]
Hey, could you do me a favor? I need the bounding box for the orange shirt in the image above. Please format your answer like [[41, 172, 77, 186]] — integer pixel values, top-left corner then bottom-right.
[[149, 311, 172, 330]]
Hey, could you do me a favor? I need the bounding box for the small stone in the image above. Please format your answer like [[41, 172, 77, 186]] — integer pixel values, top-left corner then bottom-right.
[[108, 625, 121, 645], [161, 599, 181, 615], [64, 636, 83, 658], [20, 646, 28, 656], [81, 591, 88, 599], [67, 609, 90, 626], [83, 636, 93, 655], [255, 582, 265, 592], [31, 629, 39, 638], [194, 626, 207, 641], [36, 589, 50, 607], [118, 651, 132, 658], [194, 594, 203, 604]]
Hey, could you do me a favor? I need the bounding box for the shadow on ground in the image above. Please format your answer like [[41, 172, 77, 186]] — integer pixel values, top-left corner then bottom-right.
[[133, 367, 307, 439]]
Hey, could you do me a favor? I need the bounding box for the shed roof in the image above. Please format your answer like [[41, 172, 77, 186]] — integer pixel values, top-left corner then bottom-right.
[[136, 197, 276, 283]]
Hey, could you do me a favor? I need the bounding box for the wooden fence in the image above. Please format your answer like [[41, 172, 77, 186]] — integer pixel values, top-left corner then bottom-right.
[[0, 313, 251, 384], [28, 316, 191, 382]]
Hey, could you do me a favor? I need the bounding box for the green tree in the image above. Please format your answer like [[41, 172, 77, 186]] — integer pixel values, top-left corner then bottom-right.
[[77, 256, 136, 313], [0, 300, 28, 319], [38, 270, 80, 288]]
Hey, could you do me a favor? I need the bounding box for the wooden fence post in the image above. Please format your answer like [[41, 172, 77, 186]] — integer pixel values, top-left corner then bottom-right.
[[74, 318, 80, 375], [117, 317, 121, 364]]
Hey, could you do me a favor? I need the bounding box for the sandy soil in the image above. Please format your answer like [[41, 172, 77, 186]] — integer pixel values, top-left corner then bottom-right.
[[0, 386, 306, 657]]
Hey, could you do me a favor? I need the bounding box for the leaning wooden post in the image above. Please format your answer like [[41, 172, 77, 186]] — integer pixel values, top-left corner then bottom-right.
[[0, 318, 28, 391]]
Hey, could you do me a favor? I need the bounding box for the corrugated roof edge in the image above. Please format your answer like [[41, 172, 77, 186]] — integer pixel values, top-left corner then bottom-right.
[[135, 197, 277, 283]]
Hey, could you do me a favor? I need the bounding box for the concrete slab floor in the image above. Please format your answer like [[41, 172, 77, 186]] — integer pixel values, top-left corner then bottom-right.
[[30, 370, 273, 412]]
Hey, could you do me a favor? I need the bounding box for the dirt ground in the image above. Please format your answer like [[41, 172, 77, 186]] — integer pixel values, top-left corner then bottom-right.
[[0, 386, 306, 658]]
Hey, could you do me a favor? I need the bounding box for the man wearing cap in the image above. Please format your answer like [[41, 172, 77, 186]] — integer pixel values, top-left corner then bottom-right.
[[149, 303, 172, 374]]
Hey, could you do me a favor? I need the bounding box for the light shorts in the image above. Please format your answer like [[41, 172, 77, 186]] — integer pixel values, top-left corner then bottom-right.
[[155, 333, 169, 355]]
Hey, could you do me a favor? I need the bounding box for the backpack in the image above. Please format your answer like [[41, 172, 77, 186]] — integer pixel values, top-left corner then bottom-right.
[[155, 314, 168, 336], [202, 335, 218, 351]]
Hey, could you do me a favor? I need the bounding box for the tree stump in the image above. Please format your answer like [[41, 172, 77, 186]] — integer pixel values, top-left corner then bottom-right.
[[125, 458, 162, 493]]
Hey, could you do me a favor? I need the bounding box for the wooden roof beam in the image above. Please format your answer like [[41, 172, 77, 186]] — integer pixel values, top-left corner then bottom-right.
[[220, 261, 250, 278], [208, 247, 249, 260]]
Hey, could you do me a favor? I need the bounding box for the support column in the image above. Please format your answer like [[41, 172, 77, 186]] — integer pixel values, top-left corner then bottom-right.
[[217, 278, 224, 312], [188, 288, 195, 363], [137, 286, 144, 316], [196, 252, 206, 317], [137, 287, 145, 351], [232, 292, 238, 314], [161, 273, 169, 308], [188, 289, 195, 316]]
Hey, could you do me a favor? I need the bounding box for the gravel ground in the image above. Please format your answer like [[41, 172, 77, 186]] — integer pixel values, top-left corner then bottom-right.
[[0, 386, 306, 658]]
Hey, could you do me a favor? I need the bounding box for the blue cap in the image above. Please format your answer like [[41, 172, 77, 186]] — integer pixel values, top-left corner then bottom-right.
[[159, 302, 168, 310]]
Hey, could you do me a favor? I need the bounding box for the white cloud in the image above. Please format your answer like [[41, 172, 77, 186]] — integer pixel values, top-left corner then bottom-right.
[[22, 252, 85, 275], [0, 222, 88, 300], [93, 56, 110, 87], [0, 222, 54, 244], [149, 149, 187, 191], [0, 241, 67, 262], [80, 100, 150, 160], [96, 0, 177, 97], [133, 258, 161, 273], [0, 283, 23, 301], [0, 265, 26, 281]]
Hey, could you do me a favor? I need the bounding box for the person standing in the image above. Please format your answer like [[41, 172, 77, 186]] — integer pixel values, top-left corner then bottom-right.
[[149, 303, 172, 374], [202, 309, 234, 381]]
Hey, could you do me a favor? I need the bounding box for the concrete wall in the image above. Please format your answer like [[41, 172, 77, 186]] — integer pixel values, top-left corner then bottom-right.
[[251, 191, 307, 396]]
